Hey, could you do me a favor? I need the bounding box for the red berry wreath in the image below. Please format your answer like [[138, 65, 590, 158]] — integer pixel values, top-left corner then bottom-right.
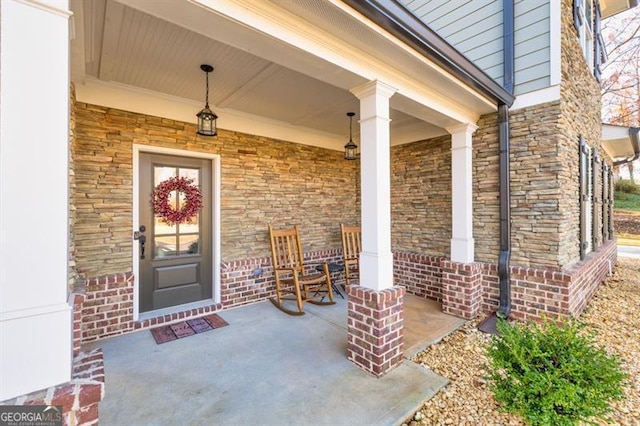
[[152, 176, 203, 225]]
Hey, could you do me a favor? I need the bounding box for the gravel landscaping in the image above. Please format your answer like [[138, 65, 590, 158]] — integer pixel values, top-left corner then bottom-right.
[[403, 257, 640, 426]]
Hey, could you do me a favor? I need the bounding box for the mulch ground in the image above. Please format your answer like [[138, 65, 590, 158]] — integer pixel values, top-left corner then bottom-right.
[[614, 211, 640, 236]]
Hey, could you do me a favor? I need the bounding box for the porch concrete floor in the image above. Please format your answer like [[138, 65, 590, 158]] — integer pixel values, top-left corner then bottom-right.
[[85, 293, 465, 425]]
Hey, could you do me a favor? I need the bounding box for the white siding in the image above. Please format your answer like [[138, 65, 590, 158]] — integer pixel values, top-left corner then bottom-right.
[[398, 0, 551, 95]]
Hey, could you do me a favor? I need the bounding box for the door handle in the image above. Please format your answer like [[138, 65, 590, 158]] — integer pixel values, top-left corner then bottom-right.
[[135, 225, 147, 260], [139, 235, 147, 259]]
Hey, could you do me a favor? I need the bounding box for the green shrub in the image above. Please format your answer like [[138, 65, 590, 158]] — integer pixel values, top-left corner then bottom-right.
[[615, 179, 640, 194], [486, 318, 628, 425]]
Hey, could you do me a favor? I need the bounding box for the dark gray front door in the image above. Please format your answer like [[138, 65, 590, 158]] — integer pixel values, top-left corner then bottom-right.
[[139, 153, 212, 313]]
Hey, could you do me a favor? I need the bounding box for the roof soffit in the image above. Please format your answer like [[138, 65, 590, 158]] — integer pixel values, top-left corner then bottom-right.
[[115, 0, 495, 126]]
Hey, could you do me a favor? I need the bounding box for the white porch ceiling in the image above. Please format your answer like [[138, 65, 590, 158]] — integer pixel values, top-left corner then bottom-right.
[[70, 0, 497, 151], [602, 124, 640, 162]]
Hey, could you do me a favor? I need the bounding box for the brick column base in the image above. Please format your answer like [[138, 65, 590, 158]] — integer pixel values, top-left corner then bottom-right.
[[1, 349, 105, 425], [441, 260, 482, 319], [347, 285, 405, 377]]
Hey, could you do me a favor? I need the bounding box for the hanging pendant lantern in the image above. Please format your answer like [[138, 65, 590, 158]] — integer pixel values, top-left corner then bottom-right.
[[344, 112, 359, 160], [196, 64, 218, 137]]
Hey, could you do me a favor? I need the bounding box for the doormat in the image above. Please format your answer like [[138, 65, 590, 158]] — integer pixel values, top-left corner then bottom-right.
[[150, 314, 229, 344]]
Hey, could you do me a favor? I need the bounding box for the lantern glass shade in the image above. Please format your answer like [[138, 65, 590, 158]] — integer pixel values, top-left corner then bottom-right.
[[197, 107, 218, 136], [344, 140, 359, 160]]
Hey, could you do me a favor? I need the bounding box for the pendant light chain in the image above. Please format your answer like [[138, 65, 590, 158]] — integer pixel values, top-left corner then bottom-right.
[[205, 70, 210, 108], [349, 114, 353, 143]]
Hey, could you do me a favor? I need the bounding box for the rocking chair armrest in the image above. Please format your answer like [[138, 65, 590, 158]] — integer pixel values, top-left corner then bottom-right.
[[274, 267, 297, 273], [274, 267, 300, 278]]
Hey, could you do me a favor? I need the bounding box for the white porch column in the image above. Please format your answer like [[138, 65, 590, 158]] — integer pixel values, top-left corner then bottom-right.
[[350, 80, 397, 291], [0, 0, 72, 400], [447, 123, 478, 264]]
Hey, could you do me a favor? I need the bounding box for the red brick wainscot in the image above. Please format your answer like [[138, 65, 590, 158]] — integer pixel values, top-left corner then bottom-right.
[[393, 252, 444, 301], [347, 285, 405, 377], [0, 349, 105, 426], [390, 239, 617, 322], [480, 238, 618, 322], [441, 260, 483, 319], [74, 272, 222, 344], [73, 249, 344, 343], [220, 249, 343, 307]]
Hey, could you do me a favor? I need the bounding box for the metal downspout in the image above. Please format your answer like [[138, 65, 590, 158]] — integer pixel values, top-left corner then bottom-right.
[[498, 0, 515, 318], [479, 1, 513, 333], [498, 104, 511, 318]]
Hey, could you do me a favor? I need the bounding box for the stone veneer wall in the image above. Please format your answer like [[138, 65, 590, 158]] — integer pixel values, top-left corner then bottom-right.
[[390, 101, 568, 269], [72, 102, 356, 341], [69, 84, 79, 292], [390, 136, 451, 256], [558, 0, 605, 263], [73, 103, 358, 279]]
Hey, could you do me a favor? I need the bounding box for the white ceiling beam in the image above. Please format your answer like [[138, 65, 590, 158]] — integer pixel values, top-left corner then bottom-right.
[[98, 0, 125, 81], [70, 0, 87, 83]]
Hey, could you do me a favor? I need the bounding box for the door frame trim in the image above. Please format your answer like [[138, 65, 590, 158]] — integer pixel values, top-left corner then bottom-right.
[[132, 144, 221, 321]]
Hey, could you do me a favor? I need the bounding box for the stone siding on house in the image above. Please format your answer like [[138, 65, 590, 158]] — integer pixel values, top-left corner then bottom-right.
[[390, 136, 451, 256], [391, 101, 569, 270], [73, 103, 359, 280], [558, 0, 605, 260], [72, 103, 357, 342], [69, 85, 78, 292]]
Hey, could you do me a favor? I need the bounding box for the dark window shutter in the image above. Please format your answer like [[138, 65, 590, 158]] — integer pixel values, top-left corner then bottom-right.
[[609, 167, 615, 237], [574, 0, 583, 32], [594, 1, 606, 81], [592, 149, 600, 248], [579, 136, 588, 260], [602, 164, 609, 241]]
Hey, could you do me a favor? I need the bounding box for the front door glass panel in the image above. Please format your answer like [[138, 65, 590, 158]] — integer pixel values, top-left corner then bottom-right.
[[153, 165, 201, 259]]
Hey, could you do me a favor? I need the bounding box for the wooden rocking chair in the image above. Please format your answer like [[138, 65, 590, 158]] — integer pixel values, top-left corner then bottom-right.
[[341, 223, 361, 286], [268, 225, 335, 316]]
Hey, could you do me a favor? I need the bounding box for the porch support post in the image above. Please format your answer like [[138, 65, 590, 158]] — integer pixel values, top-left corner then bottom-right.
[[347, 80, 404, 377], [350, 80, 396, 291], [441, 123, 482, 319], [447, 123, 478, 264], [0, 0, 72, 400]]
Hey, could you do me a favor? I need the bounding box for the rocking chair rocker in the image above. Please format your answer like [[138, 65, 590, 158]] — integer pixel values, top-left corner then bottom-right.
[[268, 224, 335, 316]]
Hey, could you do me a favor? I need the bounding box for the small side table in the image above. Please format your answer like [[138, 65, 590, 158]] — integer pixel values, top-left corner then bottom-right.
[[315, 263, 345, 299]]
